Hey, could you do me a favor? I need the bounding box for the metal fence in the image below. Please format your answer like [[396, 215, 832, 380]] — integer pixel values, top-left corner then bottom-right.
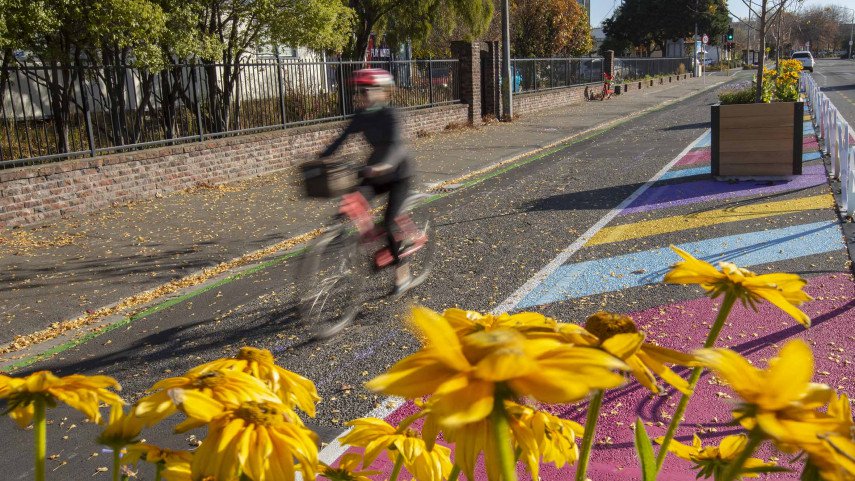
[[509, 58, 604, 94], [613, 57, 691, 82], [0, 59, 460, 168]]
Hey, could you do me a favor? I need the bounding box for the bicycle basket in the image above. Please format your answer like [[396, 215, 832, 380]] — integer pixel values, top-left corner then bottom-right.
[[301, 159, 357, 198]]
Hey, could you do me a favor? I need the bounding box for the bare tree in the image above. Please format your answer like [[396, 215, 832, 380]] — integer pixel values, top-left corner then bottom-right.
[[733, 0, 798, 102]]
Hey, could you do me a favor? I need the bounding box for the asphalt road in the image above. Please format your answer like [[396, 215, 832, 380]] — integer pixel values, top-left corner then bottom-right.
[[3, 78, 842, 481], [813, 59, 855, 127]]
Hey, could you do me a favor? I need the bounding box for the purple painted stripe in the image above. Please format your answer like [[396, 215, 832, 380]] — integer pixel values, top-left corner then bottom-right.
[[622, 164, 826, 215]]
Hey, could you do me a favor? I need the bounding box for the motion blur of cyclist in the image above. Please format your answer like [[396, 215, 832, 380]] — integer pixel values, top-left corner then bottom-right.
[[318, 68, 414, 296]]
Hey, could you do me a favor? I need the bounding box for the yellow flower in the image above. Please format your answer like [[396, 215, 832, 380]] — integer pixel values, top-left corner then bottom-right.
[[442, 308, 598, 345], [318, 453, 379, 481], [506, 402, 582, 481], [190, 399, 318, 481], [0, 371, 122, 428], [98, 405, 146, 449], [813, 433, 855, 481], [696, 340, 852, 450], [123, 443, 192, 481], [582, 311, 696, 395], [133, 368, 280, 430], [340, 417, 452, 481], [366, 306, 627, 427], [655, 433, 776, 478], [190, 347, 320, 417], [664, 245, 813, 326]]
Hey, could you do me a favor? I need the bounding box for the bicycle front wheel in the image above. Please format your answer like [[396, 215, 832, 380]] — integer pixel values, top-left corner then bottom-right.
[[296, 227, 363, 339]]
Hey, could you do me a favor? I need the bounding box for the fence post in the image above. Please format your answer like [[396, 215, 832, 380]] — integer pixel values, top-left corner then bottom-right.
[[428, 58, 434, 105], [604, 50, 614, 82], [274, 52, 288, 127], [190, 64, 204, 141], [77, 67, 97, 158], [450, 41, 481, 124]]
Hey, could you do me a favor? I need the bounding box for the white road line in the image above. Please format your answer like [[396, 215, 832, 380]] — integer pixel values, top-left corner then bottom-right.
[[317, 129, 709, 464], [491, 130, 708, 313]]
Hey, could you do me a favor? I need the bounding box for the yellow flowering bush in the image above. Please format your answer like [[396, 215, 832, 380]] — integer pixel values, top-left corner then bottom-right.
[[0, 252, 852, 481]]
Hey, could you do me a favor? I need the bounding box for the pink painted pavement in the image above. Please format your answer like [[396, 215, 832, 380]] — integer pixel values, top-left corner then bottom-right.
[[336, 273, 855, 481], [674, 149, 710, 166]]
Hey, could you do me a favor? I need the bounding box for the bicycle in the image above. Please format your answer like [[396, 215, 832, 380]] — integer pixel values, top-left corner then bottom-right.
[[296, 163, 435, 339]]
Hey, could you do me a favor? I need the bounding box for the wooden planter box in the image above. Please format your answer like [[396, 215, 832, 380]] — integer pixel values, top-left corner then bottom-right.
[[711, 102, 804, 177]]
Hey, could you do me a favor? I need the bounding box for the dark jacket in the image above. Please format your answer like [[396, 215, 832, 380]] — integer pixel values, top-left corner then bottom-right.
[[320, 105, 412, 184]]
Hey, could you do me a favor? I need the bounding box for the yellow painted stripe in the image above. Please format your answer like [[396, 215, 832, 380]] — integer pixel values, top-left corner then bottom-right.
[[587, 194, 834, 246]]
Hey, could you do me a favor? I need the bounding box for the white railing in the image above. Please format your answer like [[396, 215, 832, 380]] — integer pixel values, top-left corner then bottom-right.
[[802, 74, 855, 218]]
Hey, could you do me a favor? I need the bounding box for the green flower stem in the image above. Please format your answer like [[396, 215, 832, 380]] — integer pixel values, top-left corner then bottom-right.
[[655, 292, 737, 471], [394, 409, 427, 434], [491, 396, 517, 481], [112, 448, 121, 481], [721, 428, 764, 481], [575, 389, 605, 481], [448, 464, 461, 481], [389, 454, 404, 481], [154, 463, 164, 481], [33, 397, 46, 481]]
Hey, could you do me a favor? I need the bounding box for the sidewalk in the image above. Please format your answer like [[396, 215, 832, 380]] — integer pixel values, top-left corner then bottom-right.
[[0, 73, 736, 358]]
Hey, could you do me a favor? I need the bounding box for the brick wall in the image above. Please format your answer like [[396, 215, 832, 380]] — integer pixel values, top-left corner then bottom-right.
[[0, 104, 468, 228], [512, 84, 591, 116]]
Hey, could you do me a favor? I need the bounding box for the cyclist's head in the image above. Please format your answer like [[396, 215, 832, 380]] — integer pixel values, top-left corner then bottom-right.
[[352, 68, 393, 108]]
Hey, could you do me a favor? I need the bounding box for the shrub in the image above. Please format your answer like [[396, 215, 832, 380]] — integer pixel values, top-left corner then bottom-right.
[[718, 87, 756, 104]]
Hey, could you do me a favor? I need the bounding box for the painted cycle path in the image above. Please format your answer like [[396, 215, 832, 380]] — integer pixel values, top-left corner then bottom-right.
[[322, 119, 855, 480]]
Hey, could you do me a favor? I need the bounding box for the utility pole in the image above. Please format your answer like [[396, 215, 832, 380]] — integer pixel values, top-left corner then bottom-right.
[[501, 0, 513, 121], [848, 7, 854, 60]]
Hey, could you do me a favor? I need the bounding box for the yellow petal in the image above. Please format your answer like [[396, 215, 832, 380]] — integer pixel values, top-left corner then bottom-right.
[[410, 306, 471, 371], [601, 333, 644, 359], [433, 378, 494, 427], [635, 351, 692, 395], [762, 339, 813, 410]]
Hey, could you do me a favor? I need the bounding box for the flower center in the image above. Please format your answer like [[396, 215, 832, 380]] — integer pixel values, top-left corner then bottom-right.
[[584, 311, 638, 341], [194, 371, 226, 388], [236, 347, 274, 365], [719, 262, 756, 283], [234, 401, 283, 426]]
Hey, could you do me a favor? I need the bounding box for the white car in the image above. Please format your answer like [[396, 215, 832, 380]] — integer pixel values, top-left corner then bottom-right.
[[791, 51, 814, 72]]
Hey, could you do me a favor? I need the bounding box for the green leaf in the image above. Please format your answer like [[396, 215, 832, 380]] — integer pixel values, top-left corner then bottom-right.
[[634, 418, 657, 481]]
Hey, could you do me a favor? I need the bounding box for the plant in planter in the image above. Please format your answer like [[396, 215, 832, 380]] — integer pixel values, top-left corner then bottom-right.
[[711, 59, 804, 178]]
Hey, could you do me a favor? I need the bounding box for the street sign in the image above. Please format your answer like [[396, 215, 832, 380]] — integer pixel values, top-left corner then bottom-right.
[[702, 34, 709, 45], [850, 40, 853, 46]]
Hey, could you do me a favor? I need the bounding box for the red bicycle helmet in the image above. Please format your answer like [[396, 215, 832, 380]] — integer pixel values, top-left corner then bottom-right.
[[351, 68, 394, 87]]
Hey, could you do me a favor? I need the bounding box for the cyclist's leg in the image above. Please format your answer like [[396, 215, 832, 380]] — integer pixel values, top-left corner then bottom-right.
[[384, 177, 412, 294], [384, 176, 411, 264]]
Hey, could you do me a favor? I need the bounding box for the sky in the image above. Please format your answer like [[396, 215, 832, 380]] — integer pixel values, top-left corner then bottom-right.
[[590, 0, 855, 28]]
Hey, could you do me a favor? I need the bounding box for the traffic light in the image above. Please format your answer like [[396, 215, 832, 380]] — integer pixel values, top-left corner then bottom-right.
[[727, 28, 734, 41]]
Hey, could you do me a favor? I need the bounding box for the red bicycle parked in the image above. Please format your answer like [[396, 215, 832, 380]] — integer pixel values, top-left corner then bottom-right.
[[296, 163, 435, 339]]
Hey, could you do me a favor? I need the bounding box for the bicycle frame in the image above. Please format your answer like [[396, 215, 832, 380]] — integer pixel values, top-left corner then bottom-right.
[[337, 191, 428, 268]]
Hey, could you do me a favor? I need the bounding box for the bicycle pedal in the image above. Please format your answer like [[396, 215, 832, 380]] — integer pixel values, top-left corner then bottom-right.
[[374, 248, 394, 269]]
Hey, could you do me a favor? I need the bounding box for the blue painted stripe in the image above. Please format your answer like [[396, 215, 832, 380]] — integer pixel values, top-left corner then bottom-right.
[[803, 121, 815, 135], [660, 166, 710, 180], [516, 220, 842, 309], [803, 151, 822, 162], [696, 131, 712, 148]]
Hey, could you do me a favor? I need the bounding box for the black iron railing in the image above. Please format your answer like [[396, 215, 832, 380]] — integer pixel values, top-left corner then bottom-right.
[[613, 57, 691, 82], [509, 57, 605, 94], [0, 59, 460, 168]]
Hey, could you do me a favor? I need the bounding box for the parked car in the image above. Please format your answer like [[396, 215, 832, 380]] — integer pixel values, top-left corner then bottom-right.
[[791, 51, 814, 72]]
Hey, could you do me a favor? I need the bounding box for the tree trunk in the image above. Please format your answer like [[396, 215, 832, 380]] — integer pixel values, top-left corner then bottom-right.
[[755, 0, 768, 103]]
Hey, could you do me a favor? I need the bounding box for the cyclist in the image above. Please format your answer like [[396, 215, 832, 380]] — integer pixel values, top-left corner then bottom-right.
[[319, 68, 414, 297]]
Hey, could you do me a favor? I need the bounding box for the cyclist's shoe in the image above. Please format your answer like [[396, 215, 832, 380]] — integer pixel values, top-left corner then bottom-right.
[[390, 276, 414, 299]]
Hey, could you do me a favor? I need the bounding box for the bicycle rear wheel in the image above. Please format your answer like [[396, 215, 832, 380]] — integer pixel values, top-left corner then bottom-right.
[[296, 227, 363, 339], [398, 194, 436, 291]]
